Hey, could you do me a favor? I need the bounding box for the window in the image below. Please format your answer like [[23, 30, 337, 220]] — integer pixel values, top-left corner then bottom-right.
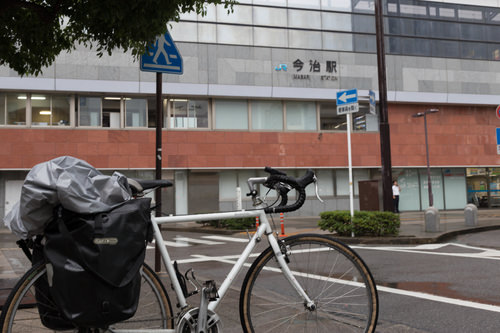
[[253, 7, 287, 27], [147, 97, 158, 128], [217, 4, 252, 24], [32, 94, 70, 126], [251, 100, 283, 130], [79, 97, 101, 127], [102, 97, 120, 128], [431, 40, 459, 58], [486, 25, 500, 42], [217, 25, 252, 45], [461, 41, 488, 60], [353, 34, 376, 53], [286, 101, 316, 131], [288, 9, 321, 29], [489, 45, 500, 61], [169, 99, 209, 129], [401, 38, 431, 56], [170, 22, 197, 42], [321, 0, 351, 12], [316, 169, 334, 196], [288, 0, 320, 9], [198, 23, 216, 43], [7, 94, 26, 125], [352, 14, 375, 33], [400, 4, 427, 16], [254, 27, 288, 48], [289, 30, 322, 49], [126, 98, 147, 128], [458, 8, 483, 22], [353, 104, 378, 132], [323, 32, 353, 51], [320, 102, 346, 130], [460, 23, 485, 41], [322, 12, 352, 32], [215, 99, 248, 130], [432, 21, 458, 39]]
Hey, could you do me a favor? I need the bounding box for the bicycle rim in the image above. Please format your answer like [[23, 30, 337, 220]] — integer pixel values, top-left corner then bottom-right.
[[240, 234, 378, 333], [0, 262, 173, 332]]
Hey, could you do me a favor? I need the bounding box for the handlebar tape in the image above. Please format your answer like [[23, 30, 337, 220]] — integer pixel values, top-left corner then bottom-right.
[[263, 169, 315, 214]]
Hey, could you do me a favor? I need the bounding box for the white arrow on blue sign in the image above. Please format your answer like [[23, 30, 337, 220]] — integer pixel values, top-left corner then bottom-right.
[[140, 31, 183, 74], [336, 89, 358, 105]]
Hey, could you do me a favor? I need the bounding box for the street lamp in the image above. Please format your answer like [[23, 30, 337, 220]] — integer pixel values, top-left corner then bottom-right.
[[413, 109, 439, 207]]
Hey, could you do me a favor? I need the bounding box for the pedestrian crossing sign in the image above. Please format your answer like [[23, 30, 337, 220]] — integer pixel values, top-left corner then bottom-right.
[[140, 31, 183, 74]]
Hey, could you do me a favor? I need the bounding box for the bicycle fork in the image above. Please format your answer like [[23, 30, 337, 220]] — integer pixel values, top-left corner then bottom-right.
[[267, 233, 316, 311]]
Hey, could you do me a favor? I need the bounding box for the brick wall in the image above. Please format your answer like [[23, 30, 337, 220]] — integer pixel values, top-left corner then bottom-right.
[[0, 104, 498, 170]]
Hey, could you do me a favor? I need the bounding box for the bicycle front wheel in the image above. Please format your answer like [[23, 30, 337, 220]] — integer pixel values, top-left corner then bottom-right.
[[0, 261, 174, 332], [239, 234, 378, 333]]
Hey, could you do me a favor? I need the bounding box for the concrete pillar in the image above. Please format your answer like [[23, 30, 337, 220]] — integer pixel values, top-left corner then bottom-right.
[[464, 204, 478, 227], [425, 206, 440, 232]]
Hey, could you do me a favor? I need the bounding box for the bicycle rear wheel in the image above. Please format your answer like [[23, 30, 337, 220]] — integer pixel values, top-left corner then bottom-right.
[[0, 261, 173, 332], [239, 234, 378, 333]]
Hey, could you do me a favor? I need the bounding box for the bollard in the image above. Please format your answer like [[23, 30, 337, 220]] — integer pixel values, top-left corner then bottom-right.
[[464, 203, 478, 227], [424, 206, 440, 232], [255, 216, 259, 231], [280, 213, 286, 236]]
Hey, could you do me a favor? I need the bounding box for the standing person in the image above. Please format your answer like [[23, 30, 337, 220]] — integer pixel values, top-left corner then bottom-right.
[[392, 180, 401, 213]]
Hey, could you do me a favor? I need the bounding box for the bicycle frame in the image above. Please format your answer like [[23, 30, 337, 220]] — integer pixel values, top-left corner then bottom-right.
[[114, 208, 313, 333]]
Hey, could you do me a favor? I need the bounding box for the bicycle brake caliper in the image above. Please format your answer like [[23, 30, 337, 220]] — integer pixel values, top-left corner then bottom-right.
[[279, 240, 291, 264]]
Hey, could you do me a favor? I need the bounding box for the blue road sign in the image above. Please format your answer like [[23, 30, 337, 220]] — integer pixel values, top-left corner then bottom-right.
[[336, 89, 358, 105], [141, 31, 183, 74], [496, 128, 500, 145], [369, 90, 376, 115]]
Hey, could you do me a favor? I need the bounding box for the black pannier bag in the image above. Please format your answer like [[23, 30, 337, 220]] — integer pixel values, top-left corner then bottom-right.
[[40, 197, 153, 329]]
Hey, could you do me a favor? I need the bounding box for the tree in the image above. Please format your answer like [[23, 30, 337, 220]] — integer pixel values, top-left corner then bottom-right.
[[0, 0, 235, 76]]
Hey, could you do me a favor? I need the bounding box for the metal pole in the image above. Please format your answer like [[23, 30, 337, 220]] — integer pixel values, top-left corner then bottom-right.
[[375, 0, 393, 211], [155, 72, 163, 272], [347, 113, 355, 237], [423, 113, 433, 207]]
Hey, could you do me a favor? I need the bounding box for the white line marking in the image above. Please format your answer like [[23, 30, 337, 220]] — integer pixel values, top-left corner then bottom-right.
[[202, 235, 249, 243], [174, 237, 225, 245], [351, 243, 500, 260], [376, 285, 500, 313], [184, 251, 500, 314], [147, 239, 190, 248]]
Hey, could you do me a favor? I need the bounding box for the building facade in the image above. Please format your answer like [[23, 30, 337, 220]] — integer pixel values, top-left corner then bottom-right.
[[2, 0, 500, 219]]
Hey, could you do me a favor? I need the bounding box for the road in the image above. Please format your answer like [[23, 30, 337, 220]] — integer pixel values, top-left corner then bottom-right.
[[3, 229, 500, 332]]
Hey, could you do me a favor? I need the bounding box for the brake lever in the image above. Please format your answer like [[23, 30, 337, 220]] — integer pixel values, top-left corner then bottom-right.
[[313, 175, 324, 203]]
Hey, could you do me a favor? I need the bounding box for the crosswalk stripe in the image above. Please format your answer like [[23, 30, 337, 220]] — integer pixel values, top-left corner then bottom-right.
[[202, 235, 249, 243], [173, 237, 225, 245]]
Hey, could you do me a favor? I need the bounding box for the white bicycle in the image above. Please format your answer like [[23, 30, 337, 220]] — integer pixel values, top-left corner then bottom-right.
[[0, 167, 379, 332]]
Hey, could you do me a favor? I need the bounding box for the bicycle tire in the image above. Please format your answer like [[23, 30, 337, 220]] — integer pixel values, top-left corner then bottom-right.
[[239, 234, 378, 333], [0, 261, 174, 332]]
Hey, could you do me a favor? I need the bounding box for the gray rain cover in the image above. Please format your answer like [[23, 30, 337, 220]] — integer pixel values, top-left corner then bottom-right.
[[3, 156, 132, 239]]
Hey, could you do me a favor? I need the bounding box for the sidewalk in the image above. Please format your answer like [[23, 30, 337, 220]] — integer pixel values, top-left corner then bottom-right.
[[158, 208, 500, 244]]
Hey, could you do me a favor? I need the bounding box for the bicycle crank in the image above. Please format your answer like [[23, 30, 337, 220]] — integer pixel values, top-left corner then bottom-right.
[[176, 308, 221, 333]]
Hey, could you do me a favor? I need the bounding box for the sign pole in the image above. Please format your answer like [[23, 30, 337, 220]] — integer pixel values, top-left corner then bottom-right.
[[155, 72, 163, 273], [140, 30, 183, 273], [346, 113, 355, 237]]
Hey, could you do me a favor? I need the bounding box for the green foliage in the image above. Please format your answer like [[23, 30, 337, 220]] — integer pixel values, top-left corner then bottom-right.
[[0, 0, 236, 76], [319, 210, 400, 237], [197, 217, 256, 230]]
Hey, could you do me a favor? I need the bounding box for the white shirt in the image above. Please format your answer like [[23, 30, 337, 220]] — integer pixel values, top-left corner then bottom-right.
[[392, 185, 400, 196]]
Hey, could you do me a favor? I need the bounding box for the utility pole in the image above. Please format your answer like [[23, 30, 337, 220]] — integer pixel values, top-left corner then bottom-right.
[[375, 0, 393, 211]]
